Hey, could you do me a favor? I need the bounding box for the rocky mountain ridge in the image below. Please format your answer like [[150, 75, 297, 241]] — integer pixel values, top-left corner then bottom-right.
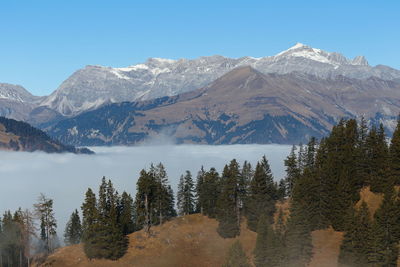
[[45, 67, 400, 146]]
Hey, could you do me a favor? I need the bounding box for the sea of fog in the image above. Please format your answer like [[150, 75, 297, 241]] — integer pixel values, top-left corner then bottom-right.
[[0, 144, 291, 236]]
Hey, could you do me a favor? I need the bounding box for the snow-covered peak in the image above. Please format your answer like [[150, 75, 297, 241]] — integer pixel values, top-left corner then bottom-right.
[[275, 43, 369, 67]]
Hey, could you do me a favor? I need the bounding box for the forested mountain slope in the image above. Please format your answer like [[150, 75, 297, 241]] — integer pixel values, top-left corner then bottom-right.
[[0, 116, 93, 153]]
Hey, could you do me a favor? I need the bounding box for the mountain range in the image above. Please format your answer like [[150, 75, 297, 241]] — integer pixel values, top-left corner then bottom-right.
[[1, 43, 400, 145]]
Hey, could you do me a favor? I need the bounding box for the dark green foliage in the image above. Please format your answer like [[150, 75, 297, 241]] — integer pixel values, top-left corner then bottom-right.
[[285, 199, 313, 267], [389, 116, 400, 185], [81, 178, 128, 260], [196, 167, 221, 218], [366, 124, 389, 193], [0, 116, 93, 154], [338, 202, 372, 267], [150, 163, 176, 225], [371, 185, 399, 266], [245, 157, 277, 232], [177, 171, 195, 215], [81, 188, 99, 259], [284, 145, 300, 197], [217, 160, 241, 238], [254, 214, 285, 267], [222, 240, 251, 267], [64, 209, 82, 245], [135, 165, 176, 234], [118, 192, 135, 235]]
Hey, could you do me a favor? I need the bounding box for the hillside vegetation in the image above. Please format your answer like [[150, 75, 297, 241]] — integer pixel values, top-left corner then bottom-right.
[[35, 186, 394, 267]]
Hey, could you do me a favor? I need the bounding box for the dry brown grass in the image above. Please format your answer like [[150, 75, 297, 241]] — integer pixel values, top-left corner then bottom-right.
[[36, 187, 389, 267]]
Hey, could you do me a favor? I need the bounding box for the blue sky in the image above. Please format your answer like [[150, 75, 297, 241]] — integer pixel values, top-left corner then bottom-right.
[[0, 0, 398, 96]]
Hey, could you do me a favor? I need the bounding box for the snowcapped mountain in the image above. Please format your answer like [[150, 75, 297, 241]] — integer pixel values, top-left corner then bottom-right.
[[39, 43, 400, 116], [0, 83, 38, 103]]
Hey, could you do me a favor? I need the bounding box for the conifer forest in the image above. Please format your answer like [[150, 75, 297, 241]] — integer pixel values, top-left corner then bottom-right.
[[2, 118, 400, 266]]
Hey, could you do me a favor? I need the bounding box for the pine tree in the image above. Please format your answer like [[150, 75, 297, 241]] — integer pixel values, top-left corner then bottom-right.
[[253, 214, 284, 267], [197, 167, 220, 218], [284, 145, 300, 197], [338, 202, 372, 267], [371, 184, 399, 265], [195, 166, 206, 213], [135, 169, 156, 234], [245, 158, 276, 232], [81, 188, 99, 259], [389, 116, 400, 185], [118, 191, 135, 235], [285, 199, 313, 267], [64, 209, 82, 245], [177, 171, 195, 215], [217, 160, 241, 238], [366, 124, 389, 193], [222, 240, 251, 267]]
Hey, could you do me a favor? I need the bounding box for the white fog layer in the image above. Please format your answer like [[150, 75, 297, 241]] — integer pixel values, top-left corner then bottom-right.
[[0, 144, 291, 233]]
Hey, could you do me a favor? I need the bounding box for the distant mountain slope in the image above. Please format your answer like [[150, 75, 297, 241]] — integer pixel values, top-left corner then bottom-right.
[[0, 117, 93, 154], [45, 66, 400, 146], [40, 43, 400, 116]]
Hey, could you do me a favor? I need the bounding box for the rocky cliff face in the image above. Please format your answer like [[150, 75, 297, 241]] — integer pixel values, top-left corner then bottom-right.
[[45, 67, 400, 146]]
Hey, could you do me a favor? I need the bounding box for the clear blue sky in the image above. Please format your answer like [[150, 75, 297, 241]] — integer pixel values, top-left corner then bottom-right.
[[0, 0, 398, 96]]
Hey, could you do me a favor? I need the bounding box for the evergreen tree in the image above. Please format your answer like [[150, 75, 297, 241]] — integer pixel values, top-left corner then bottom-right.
[[197, 167, 220, 218], [366, 124, 389, 193], [195, 166, 206, 213], [81, 188, 99, 259], [222, 240, 251, 267], [150, 163, 176, 225], [338, 202, 372, 267], [284, 145, 300, 197], [135, 169, 156, 234], [371, 184, 399, 266], [64, 209, 82, 245], [118, 191, 135, 235], [285, 199, 313, 267], [217, 160, 241, 238], [177, 171, 195, 215], [389, 116, 400, 185], [245, 158, 276, 232], [254, 214, 284, 267], [81, 178, 128, 260]]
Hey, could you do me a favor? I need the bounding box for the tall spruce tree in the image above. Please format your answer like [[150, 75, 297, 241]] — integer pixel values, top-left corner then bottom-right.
[[389, 116, 400, 185], [217, 160, 241, 238], [118, 191, 135, 235], [81, 188, 99, 259], [284, 145, 300, 197], [254, 214, 284, 267], [245, 158, 276, 232], [64, 209, 82, 245], [177, 171, 195, 215], [371, 184, 399, 266], [366, 124, 389, 193], [135, 169, 156, 234], [285, 199, 313, 267], [196, 167, 220, 218]]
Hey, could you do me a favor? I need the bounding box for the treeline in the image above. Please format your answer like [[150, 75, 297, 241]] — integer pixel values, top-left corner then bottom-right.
[[221, 118, 400, 267], [0, 194, 58, 267], [3, 117, 400, 266]]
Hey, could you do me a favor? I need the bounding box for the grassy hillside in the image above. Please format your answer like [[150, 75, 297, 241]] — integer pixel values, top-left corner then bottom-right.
[[35, 187, 393, 267]]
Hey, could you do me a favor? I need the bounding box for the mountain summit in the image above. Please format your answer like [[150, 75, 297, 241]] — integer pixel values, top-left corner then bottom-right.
[[35, 43, 400, 116]]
